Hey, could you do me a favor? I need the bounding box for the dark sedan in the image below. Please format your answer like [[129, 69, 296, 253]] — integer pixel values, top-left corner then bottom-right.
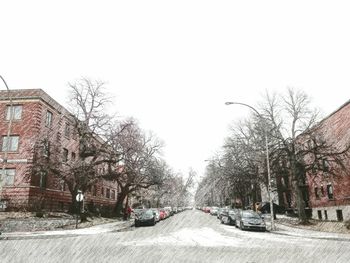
[[135, 209, 157, 227]]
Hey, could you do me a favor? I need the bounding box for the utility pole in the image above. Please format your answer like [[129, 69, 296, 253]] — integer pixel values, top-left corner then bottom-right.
[[225, 101, 275, 231]]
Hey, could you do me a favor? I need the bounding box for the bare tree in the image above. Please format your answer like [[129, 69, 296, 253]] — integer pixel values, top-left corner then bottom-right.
[[106, 119, 166, 217], [260, 87, 350, 223], [30, 78, 118, 213]]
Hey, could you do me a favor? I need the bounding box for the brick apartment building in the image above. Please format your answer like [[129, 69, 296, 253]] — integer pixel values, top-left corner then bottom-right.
[[0, 89, 119, 212], [277, 100, 350, 221], [305, 100, 350, 221]]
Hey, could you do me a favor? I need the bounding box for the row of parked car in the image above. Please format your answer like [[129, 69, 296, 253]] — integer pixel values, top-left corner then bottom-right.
[[200, 206, 267, 232], [134, 206, 190, 227]]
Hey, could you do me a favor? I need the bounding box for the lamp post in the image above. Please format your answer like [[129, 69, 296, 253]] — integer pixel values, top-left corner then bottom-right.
[[0, 75, 14, 204], [225, 101, 275, 231]]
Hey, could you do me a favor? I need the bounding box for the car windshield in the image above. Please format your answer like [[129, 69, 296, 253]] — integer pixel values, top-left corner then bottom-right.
[[242, 211, 261, 219], [144, 210, 154, 216]]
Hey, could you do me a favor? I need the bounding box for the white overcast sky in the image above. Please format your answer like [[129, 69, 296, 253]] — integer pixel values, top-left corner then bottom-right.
[[1, 1, 350, 179]]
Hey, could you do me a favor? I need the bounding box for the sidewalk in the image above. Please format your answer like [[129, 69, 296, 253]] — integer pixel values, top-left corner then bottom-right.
[[273, 223, 350, 241], [263, 215, 350, 242], [0, 220, 134, 240]]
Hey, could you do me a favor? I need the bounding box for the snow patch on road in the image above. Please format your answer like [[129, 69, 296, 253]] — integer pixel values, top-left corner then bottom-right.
[[125, 227, 244, 247]]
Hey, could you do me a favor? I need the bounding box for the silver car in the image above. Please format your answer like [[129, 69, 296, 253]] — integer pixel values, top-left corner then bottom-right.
[[236, 210, 266, 232]]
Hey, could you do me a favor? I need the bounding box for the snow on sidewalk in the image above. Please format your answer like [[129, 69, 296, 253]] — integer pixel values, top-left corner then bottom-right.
[[1, 220, 133, 239]]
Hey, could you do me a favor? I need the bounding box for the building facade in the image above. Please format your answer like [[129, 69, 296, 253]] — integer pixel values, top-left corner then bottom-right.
[[306, 101, 350, 221], [0, 89, 119, 213], [273, 100, 350, 221]]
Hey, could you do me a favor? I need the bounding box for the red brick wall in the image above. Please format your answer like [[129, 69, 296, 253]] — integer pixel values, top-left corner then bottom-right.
[[307, 102, 350, 209], [0, 90, 119, 212]]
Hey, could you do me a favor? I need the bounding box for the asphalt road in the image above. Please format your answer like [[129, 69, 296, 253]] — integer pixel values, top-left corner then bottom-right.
[[1, 210, 349, 263]]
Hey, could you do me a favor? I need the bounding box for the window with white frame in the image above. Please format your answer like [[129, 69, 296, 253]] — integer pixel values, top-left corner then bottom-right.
[[327, 184, 334, 199], [6, 105, 22, 120], [1, 135, 19, 152], [45, 110, 53, 127], [0, 168, 15, 186]]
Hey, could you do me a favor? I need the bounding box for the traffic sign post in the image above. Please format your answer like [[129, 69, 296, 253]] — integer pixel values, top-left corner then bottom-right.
[[75, 191, 84, 229]]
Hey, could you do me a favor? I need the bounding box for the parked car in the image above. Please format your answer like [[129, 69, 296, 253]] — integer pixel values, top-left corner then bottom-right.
[[236, 210, 266, 231], [158, 209, 166, 220], [135, 209, 157, 227], [221, 209, 239, 226], [203, 207, 211, 213], [210, 206, 219, 216], [151, 208, 161, 222], [217, 208, 228, 220]]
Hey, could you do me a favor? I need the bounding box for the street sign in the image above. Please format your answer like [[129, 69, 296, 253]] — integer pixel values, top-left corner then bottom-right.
[[76, 192, 84, 202]]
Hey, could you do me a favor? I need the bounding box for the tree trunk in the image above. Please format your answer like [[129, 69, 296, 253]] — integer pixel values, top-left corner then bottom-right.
[[293, 160, 308, 224], [296, 182, 308, 224], [114, 187, 128, 217], [123, 194, 129, 220]]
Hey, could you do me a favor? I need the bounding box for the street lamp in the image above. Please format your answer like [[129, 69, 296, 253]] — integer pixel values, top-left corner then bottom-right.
[[0, 75, 14, 204], [225, 101, 275, 231]]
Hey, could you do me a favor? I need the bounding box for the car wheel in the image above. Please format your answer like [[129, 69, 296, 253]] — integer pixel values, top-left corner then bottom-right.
[[240, 222, 244, 230]]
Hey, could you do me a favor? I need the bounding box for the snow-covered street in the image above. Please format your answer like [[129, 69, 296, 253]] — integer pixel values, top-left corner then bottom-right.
[[1, 210, 349, 263]]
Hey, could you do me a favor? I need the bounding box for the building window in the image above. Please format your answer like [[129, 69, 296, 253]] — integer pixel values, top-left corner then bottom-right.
[[317, 210, 322, 220], [101, 187, 104, 197], [336, 210, 343, 221], [324, 210, 328, 220], [322, 159, 330, 172], [40, 171, 47, 189], [60, 180, 65, 191], [72, 129, 77, 141], [43, 140, 50, 157], [1, 135, 19, 152], [64, 123, 70, 138], [71, 152, 76, 161], [45, 110, 53, 127], [63, 148, 68, 162], [320, 185, 325, 196], [314, 187, 320, 199], [0, 169, 15, 186], [92, 185, 97, 196], [106, 188, 110, 199], [111, 190, 115, 200], [327, 184, 334, 200], [6, 105, 22, 120]]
